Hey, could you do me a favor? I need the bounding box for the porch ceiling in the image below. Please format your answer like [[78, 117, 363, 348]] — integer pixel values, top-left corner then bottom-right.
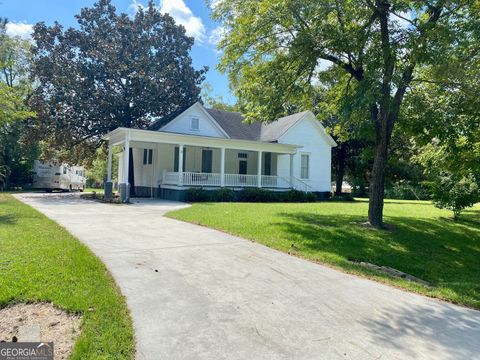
[[104, 127, 301, 154]]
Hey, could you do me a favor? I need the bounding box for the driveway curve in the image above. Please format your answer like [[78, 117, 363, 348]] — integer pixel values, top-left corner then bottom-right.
[[15, 193, 480, 360]]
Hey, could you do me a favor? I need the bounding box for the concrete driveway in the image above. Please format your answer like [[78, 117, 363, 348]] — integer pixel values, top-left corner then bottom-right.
[[14, 193, 480, 360]]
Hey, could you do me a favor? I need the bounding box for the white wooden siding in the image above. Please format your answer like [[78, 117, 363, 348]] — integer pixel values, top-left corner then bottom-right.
[[159, 105, 227, 138], [277, 115, 332, 192]]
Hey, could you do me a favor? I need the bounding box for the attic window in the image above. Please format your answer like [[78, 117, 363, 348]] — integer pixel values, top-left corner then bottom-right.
[[191, 117, 199, 130]]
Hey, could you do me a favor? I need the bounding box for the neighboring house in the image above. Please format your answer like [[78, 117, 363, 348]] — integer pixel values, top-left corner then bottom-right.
[[104, 102, 336, 201]]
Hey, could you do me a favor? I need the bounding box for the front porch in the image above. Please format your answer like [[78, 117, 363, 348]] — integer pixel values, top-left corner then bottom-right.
[[162, 171, 293, 189], [104, 128, 311, 201]]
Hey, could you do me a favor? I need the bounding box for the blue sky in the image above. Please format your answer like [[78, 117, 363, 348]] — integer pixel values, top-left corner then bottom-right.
[[1, 0, 233, 103]]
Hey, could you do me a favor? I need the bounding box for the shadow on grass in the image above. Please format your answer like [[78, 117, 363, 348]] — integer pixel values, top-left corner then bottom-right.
[[276, 211, 480, 303], [0, 214, 17, 225]]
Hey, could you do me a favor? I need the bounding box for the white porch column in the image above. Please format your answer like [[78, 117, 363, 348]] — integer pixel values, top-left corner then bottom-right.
[[257, 151, 263, 188], [220, 147, 225, 187], [123, 137, 130, 184], [289, 153, 294, 187], [178, 144, 184, 186], [107, 144, 113, 182]]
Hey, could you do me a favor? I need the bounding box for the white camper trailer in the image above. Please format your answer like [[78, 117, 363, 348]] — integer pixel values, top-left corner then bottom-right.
[[33, 160, 86, 192]]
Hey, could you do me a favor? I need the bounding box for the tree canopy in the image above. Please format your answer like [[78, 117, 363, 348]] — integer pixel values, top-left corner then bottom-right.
[[213, 0, 480, 227], [0, 21, 37, 189], [31, 0, 207, 163]]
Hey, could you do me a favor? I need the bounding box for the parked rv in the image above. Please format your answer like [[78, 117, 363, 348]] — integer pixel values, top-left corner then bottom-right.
[[33, 160, 86, 192]]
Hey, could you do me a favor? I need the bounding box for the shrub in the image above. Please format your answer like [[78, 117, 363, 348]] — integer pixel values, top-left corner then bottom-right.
[[211, 187, 236, 202], [185, 188, 211, 202], [384, 181, 430, 200], [281, 189, 316, 202], [428, 173, 480, 219], [237, 188, 317, 203], [238, 188, 278, 202], [185, 187, 318, 203], [329, 193, 355, 202]]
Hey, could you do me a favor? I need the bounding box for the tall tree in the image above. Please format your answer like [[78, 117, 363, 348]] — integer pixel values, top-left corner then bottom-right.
[[30, 0, 207, 192], [213, 0, 479, 227], [201, 82, 239, 112], [0, 21, 37, 189]]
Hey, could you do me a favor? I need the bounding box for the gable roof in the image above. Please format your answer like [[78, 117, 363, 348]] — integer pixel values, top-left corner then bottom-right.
[[148, 102, 335, 145], [259, 111, 309, 142], [149, 105, 192, 131], [205, 108, 262, 141]]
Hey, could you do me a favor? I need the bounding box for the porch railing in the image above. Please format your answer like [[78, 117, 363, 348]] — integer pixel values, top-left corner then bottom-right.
[[183, 172, 221, 186], [224, 173, 257, 187], [162, 171, 294, 189], [164, 171, 180, 185]]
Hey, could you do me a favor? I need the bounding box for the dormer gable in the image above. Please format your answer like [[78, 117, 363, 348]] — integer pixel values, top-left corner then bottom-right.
[[159, 102, 229, 138]]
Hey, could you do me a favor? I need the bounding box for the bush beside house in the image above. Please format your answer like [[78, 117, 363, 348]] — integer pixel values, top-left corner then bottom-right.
[[185, 188, 319, 203]]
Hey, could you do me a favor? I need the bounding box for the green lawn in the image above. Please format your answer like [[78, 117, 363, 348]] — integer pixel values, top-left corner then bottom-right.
[[0, 194, 134, 359], [85, 187, 104, 194], [167, 199, 480, 309]]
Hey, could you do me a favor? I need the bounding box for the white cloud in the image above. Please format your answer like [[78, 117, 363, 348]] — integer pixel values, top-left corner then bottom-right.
[[209, 0, 224, 10], [391, 11, 412, 29], [128, 0, 145, 15], [129, 0, 206, 42], [159, 0, 206, 41], [5, 22, 33, 40], [208, 25, 225, 46]]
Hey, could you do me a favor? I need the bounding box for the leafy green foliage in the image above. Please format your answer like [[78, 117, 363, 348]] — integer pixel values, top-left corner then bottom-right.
[[85, 146, 119, 187], [213, 0, 480, 226], [415, 140, 480, 218], [185, 187, 317, 203], [428, 174, 479, 220], [185, 188, 213, 202], [384, 181, 430, 201], [30, 0, 206, 163], [0, 23, 37, 189], [200, 82, 239, 112]]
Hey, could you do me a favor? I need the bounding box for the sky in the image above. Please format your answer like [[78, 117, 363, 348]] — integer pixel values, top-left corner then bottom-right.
[[0, 0, 234, 103]]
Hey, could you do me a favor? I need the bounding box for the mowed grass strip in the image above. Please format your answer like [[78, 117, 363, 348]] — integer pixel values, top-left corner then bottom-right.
[[0, 194, 134, 359], [167, 199, 480, 309]]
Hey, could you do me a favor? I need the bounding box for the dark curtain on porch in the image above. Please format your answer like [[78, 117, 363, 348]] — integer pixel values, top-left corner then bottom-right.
[[174, 147, 186, 172]]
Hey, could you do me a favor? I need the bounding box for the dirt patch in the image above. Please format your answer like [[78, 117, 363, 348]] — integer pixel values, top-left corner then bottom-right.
[[0, 303, 82, 359]]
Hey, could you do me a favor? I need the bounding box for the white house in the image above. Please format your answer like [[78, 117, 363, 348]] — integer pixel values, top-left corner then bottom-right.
[[104, 102, 336, 201]]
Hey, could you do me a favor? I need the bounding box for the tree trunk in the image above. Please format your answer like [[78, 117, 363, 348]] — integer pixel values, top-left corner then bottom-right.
[[335, 142, 347, 196], [368, 137, 389, 227], [368, 105, 397, 228]]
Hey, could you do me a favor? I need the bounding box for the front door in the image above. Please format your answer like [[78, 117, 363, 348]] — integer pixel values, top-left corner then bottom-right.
[[239, 160, 247, 175], [202, 149, 213, 173]]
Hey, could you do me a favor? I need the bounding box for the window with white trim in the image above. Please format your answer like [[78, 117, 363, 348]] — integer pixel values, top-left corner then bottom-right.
[[300, 154, 309, 179], [190, 117, 199, 130], [238, 152, 248, 159]]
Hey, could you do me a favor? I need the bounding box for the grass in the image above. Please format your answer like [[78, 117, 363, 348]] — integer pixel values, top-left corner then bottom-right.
[[167, 199, 480, 309], [85, 187, 104, 194], [0, 194, 134, 359]]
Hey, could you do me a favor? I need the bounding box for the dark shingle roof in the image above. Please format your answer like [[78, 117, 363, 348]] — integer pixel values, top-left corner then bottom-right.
[[206, 108, 309, 142], [205, 108, 262, 141], [148, 103, 310, 142], [259, 111, 309, 142]]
